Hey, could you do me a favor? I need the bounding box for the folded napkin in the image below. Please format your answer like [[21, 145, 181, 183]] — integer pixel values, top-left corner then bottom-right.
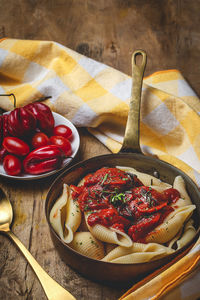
[[0, 38, 199, 299], [120, 240, 200, 300]]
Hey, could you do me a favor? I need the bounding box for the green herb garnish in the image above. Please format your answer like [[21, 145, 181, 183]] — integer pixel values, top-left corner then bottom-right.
[[110, 192, 126, 206], [101, 174, 108, 185]]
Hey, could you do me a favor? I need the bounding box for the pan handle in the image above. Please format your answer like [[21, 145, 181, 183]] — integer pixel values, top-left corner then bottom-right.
[[119, 50, 147, 154]]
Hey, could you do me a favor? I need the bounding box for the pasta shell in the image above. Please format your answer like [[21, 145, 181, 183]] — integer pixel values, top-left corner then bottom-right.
[[50, 184, 81, 243], [145, 205, 196, 244], [102, 242, 174, 263], [168, 219, 196, 250], [69, 232, 105, 260], [173, 175, 192, 206], [116, 166, 171, 188], [150, 185, 167, 193], [171, 198, 190, 209], [85, 214, 132, 248]]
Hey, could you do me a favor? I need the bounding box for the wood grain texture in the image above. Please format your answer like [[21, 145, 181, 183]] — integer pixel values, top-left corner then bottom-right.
[[0, 1, 200, 299]]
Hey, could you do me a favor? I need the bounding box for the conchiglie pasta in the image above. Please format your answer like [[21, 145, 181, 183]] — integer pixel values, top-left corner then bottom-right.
[[85, 211, 132, 247], [117, 166, 172, 188], [86, 222, 133, 248], [168, 219, 196, 250], [109, 251, 168, 264], [171, 198, 189, 208], [69, 232, 105, 260], [102, 242, 174, 264], [173, 175, 192, 206], [150, 185, 167, 193], [145, 205, 196, 244], [50, 184, 81, 243]]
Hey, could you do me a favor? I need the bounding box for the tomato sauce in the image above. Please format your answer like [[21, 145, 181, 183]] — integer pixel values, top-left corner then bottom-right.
[[71, 167, 180, 242]]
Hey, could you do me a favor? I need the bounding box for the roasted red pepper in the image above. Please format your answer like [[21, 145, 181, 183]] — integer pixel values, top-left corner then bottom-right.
[[25, 102, 54, 134], [7, 107, 37, 137], [87, 207, 131, 229], [71, 167, 181, 242], [84, 167, 131, 187], [128, 213, 161, 242], [23, 145, 63, 175]]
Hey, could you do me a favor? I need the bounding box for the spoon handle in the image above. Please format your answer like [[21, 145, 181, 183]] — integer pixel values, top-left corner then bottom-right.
[[7, 230, 76, 300]]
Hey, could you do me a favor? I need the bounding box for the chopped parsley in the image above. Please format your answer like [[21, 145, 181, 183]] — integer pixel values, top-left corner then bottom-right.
[[110, 192, 126, 206], [101, 173, 108, 185]]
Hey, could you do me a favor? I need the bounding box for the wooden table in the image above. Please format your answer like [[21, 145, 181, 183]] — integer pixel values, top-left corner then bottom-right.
[[0, 1, 200, 299]]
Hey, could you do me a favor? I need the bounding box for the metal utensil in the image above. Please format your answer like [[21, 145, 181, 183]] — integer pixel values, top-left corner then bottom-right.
[[0, 188, 76, 300]]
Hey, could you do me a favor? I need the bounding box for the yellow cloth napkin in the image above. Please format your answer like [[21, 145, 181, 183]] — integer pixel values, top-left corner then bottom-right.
[[0, 38, 200, 299], [120, 239, 200, 300]]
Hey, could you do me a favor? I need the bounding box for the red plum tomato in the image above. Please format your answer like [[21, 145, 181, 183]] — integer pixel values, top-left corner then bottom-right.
[[31, 132, 49, 149], [3, 137, 30, 156], [3, 155, 22, 175], [53, 125, 72, 140], [49, 135, 72, 157]]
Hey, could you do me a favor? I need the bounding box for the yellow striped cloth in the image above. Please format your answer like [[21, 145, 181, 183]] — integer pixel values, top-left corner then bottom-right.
[[120, 241, 200, 300], [0, 38, 199, 299]]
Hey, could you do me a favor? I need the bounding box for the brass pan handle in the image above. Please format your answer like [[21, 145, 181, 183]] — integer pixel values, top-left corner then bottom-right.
[[120, 50, 147, 153]]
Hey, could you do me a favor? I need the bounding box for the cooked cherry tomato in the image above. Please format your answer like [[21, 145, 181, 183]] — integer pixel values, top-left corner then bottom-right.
[[3, 137, 30, 156], [31, 132, 49, 149], [3, 155, 22, 175], [53, 125, 72, 140], [49, 135, 72, 157]]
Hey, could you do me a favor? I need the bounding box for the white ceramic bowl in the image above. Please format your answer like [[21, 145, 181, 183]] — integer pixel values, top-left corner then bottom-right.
[[0, 112, 80, 180]]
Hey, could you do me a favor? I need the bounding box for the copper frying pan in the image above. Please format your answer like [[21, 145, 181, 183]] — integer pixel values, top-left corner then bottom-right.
[[45, 51, 200, 286]]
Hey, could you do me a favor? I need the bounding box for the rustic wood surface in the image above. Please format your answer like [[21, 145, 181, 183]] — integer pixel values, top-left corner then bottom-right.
[[0, 0, 200, 299]]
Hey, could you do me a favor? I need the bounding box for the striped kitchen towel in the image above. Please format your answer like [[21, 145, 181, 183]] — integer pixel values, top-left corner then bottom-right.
[[0, 39, 200, 187], [120, 238, 200, 300], [0, 38, 199, 300]]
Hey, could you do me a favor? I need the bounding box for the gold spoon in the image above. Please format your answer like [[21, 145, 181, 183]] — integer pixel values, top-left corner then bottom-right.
[[0, 188, 76, 300]]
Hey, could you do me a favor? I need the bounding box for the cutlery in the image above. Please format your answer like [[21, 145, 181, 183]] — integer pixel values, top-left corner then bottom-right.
[[0, 187, 76, 300]]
